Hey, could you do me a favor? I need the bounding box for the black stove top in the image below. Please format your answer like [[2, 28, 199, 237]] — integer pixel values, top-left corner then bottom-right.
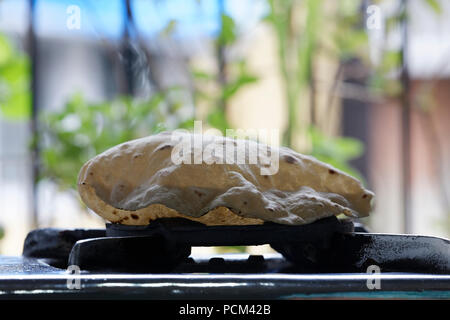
[[1, 216, 449, 299], [0, 254, 449, 299]]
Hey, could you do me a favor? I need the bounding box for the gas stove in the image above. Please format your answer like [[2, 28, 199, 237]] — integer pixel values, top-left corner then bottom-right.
[[1, 217, 449, 299]]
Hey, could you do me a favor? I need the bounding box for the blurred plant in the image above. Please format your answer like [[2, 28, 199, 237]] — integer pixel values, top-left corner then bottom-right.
[[0, 33, 28, 244], [40, 92, 193, 190], [264, 0, 368, 178], [308, 126, 364, 182], [377, 0, 447, 233], [193, 59, 258, 134], [369, 0, 442, 97], [265, 0, 323, 147], [0, 33, 30, 121], [263, 0, 442, 181], [191, 12, 258, 134], [39, 4, 257, 210]]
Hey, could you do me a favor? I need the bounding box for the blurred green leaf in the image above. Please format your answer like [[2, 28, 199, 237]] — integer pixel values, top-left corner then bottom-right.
[[0, 34, 30, 121], [222, 74, 258, 101], [425, 0, 442, 14], [192, 70, 214, 81], [0, 35, 13, 65], [308, 126, 365, 181], [335, 29, 369, 59], [214, 246, 247, 253], [207, 108, 229, 134], [218, 14, 237, 46], [41, 89, 189, 189], [0, 88, 31, 119], [160, 19, 178, 37], [380, 50, 401, 73], [178, 118, 196, 129], [338, 0, 361, 16], [191, 13, 258, 134], [0, 225, 4, 240]]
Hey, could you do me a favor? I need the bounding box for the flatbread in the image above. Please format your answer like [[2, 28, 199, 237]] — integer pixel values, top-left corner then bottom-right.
[[78, 131, 374, 226]]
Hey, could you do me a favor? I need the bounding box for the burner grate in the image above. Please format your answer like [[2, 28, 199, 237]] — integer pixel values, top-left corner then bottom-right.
[[22, 216, 450, 274]]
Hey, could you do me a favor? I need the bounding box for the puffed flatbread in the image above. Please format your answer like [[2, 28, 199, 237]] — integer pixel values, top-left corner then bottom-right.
[[78, 131, 374, 226]]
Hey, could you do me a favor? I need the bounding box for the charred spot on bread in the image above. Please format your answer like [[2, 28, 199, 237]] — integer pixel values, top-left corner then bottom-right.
[[283, 155, 297, 164], [157, 144, 172, 151], [194, 190, 204, 197]]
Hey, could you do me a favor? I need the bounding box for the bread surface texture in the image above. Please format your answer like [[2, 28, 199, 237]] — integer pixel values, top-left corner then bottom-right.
[[78, 132, 374, 225]]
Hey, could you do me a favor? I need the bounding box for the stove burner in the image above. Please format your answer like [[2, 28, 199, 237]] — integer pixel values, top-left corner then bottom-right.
[[22, 216, 450, 274]]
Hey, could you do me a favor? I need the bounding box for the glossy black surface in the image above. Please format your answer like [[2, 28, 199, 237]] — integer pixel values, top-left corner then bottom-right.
[[12, 216, 450, 299], [1, 255, 450, 299], [22, 217, 450, 274]]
